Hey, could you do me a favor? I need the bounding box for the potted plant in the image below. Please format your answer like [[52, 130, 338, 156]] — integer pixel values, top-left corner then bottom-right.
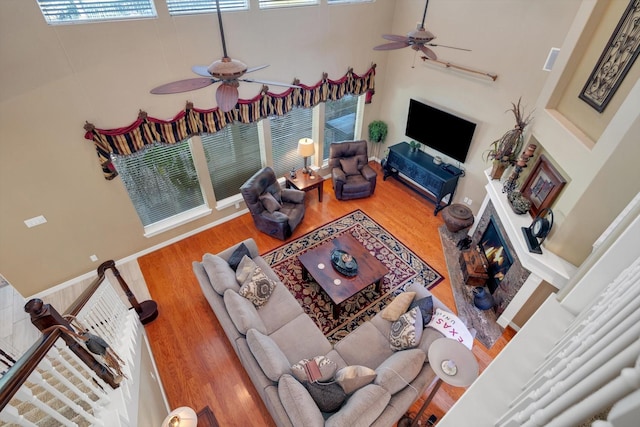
[[409, 140, 420, 153], [368, 120, 388, 159], [484, 98, 533, 180]]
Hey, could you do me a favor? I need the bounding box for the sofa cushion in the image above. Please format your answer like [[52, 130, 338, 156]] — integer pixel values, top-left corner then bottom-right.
[[334, 321, 394, 369], [335, 365, 377, 394], [278, 374, 324, 427], [228, 243, 251, 271], [269, 313, 333, 364], [259, 192, 282, 213], [381, 292, 416, 321], [202, 253, 241, 295], [291, 355, 338, 383], [235, 255, 258, 285], [224, 289, 267, 335], [410, 295, 434, 327], [374, 349, 426, 395], [326, 384, 390, 427], [246, 329, 291, 382], [305, 381, 347, 413], [239, 267, 276, 307], [419, 327, 446, 360], [254, 280, 305, 335], [390, 307, 423, 351]]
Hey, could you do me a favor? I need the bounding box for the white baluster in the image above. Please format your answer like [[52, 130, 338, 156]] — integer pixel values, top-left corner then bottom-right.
[[13, 381, 77, 427], [49, 346, 109, 406], [0, 403, 38, 426]]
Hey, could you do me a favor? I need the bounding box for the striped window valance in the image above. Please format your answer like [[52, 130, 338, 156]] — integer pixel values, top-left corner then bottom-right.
[[84, 65, 376, 180]]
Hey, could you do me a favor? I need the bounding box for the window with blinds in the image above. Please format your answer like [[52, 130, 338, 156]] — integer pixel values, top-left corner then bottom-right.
[[110, 140, 205, 227], [328, 0, 373, 4], [258, 0, 319, 9], [166, 0, 248, 15], [324, 94, 359, 159], [201, 123, 262, 201], [269, 107, 313, 177], [36, 0, 157, 24]]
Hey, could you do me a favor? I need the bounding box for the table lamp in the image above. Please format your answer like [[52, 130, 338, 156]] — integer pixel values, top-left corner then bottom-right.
[[399, 338, 479, 427], [162, 406, 198, 427], [297, 138, 315, 174]]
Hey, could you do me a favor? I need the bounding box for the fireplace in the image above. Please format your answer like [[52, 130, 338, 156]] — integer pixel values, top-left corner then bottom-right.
[[480, 217, 514, 294]]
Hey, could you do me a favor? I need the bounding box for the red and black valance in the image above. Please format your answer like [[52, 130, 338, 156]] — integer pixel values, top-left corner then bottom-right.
[[84, 65, 376, 180]]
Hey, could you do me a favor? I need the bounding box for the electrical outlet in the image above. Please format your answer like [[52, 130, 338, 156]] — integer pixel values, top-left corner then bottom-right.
[[90, 255, 98, 262], [466, 198, 473, 206], [463, 197, 469, 204], [24, 215, 47, 228]]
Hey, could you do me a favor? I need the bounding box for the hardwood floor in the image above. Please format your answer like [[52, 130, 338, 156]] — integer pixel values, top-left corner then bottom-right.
[[140, 162, 515, 426]]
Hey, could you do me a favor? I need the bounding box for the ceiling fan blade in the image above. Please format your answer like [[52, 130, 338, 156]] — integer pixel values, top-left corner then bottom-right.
[[427, 43, 472, 52], [240, 78, 300, 88], [246, 64, 270, 74], [216, 83, 239, 112], [416, 45, 438, 61], [150, 78, 216, 94], [192, 65, 213, 77], [382, 34, 410, 42], [374, 41, 410, 51]]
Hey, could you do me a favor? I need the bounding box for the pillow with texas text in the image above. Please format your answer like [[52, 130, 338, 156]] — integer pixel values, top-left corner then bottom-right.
[[426, 308, 473, 350]]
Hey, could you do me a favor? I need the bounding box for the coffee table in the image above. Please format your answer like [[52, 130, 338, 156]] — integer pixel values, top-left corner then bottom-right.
[[298, 233, 388, 319]]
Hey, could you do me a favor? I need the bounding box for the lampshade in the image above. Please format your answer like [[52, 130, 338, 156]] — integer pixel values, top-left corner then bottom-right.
[[428, 338, 479, 387], [162, 406, 198, 427], [297, 138, 315, 157]]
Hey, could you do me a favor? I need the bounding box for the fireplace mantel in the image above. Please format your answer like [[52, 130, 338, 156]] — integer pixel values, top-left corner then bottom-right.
[[469, 170, 577, 328]]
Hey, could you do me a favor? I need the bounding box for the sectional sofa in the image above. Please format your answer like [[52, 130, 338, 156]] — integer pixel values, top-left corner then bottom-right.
[[192, 238, 449, 427]]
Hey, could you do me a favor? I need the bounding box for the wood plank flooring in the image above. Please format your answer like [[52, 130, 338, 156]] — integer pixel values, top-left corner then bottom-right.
[[140, 162, 515, 426]]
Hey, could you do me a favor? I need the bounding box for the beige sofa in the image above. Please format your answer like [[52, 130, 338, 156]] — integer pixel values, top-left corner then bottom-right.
[[192, 238, 448, 427]]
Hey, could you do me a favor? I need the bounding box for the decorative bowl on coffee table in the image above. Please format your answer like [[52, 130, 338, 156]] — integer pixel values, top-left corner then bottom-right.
[[330, 249, 358, 276]]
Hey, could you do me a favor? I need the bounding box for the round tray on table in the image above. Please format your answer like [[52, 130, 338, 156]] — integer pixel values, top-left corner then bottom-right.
[[330, 249, 358, 277]]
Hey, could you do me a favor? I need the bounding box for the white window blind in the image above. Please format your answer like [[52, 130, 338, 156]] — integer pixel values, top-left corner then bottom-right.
[[166, 0, 248, 15], [324, 95, 358, 159], [111, 140, 205, 227], [36, 0, 157, 24], [258, 0, 319, 9], [270, 107, 313, 176], [328, 0, 373, 4], [201, 123, 262, 201]]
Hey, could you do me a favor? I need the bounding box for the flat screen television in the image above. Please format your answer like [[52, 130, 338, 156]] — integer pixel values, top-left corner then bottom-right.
[[405, 99, 477, 163]]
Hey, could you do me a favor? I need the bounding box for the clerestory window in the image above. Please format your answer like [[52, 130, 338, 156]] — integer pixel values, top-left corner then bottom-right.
[[258, 0, 319, 9], [323, 94, 359, 160], [270, 107, 313, 177], [166, 0, 249, 15], [36, 0, 157, 25]]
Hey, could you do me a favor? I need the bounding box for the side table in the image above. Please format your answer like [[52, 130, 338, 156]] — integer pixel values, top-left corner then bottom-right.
[[284, 169, 325, 202]]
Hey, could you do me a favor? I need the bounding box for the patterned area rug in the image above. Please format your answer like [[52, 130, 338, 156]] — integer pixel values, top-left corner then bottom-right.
[[262, 210, 443, 344]]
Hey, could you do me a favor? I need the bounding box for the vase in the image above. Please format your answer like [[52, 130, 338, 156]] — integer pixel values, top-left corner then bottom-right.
[[473, 287, 495, 310], [442, 204, 474, 233], [490, 160, 509, 180]]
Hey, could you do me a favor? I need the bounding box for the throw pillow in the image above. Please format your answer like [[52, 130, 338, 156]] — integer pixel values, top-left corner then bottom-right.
[[427, 308, 474, 350], [235, 255, 258, 285], [381, 292, 416, 321], [259, 192, 282, 213], [335, 365, 377, 394], [374, 349, 426, 395], [409, 295, 434, 328], [305, 381, 347, 413], [227, 243, 251, 271], [201, 253, 241, 295], [389, 307, 423, 351], [246, 329, 291, 382], [291, 356, 337, 383], [278, 375, 325, 427], [239, 267, 276, 307], [339, 157, 360, 176], [223, 289, 267, 335]]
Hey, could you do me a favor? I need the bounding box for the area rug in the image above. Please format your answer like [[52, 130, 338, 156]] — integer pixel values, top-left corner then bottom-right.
[[438, 225, 504, 349], [262, 210, 443, 344]]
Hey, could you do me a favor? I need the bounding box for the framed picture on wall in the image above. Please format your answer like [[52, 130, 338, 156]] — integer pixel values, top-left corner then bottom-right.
[[520, 154, 566, 217]]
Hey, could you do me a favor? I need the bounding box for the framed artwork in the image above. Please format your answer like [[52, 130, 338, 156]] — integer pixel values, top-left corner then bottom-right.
[[579, 0, 640, 112], [520, 155, 566, 217]]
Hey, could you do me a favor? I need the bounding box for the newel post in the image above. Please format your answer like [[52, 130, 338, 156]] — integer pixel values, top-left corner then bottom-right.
[[24, 299, 120, 389], [97, 260, 158, 324]]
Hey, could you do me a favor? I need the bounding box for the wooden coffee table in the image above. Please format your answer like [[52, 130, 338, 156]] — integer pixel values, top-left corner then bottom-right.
[[284, 169, 325, 202], [298, 233, 388, 318]]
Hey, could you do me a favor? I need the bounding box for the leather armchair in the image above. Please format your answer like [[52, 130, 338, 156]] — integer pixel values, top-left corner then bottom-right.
[[329, 140, 377, 200], [240, 167, 306, 240]]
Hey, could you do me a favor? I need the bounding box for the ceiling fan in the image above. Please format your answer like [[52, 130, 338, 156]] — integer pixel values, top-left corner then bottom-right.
[[373, 0, 470, 61], [150, 0, 298, 112]]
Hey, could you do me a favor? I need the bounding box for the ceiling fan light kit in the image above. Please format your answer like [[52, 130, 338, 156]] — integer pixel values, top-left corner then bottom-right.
[[150, 0, 297, 113]]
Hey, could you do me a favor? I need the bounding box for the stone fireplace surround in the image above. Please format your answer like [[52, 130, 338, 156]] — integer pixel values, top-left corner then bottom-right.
[[467, 172, 578, 329]]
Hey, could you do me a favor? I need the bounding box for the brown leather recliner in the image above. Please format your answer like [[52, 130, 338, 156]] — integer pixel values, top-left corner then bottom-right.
[[240, 167, 306, 240], [329, 140, 377, 200]]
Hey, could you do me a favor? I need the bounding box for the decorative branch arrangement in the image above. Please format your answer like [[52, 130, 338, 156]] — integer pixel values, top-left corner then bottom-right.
[[420, 56, 498, 81]]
